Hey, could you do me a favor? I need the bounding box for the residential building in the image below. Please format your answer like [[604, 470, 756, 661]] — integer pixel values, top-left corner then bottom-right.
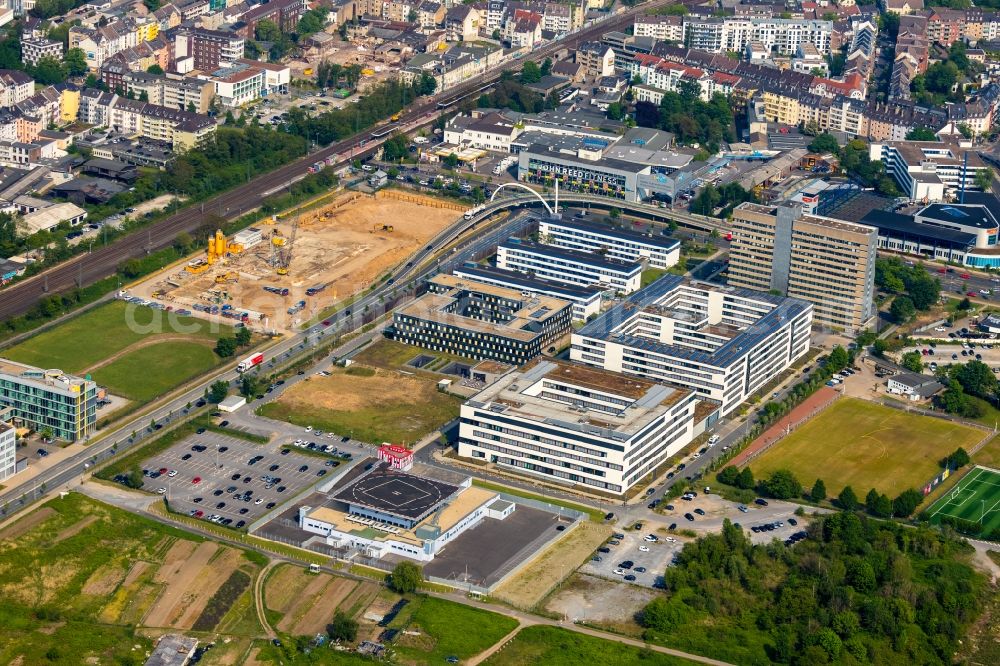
[[497, 239, 643, 294], [69, 20, 140, 70], [570, 275, 813, 416], [458, 358, 701, 494], [537, 217, 681, 269], [445, 5, 480, 41], [682, 17, 833, 55], [443, 111, 522, 152], [575, 42, 615, 77], [209, 64, 265, 107], [633, 14, 684, 42], [452, 264, 604, 322], [389, 273, 572, 366], [730, 203, 877, 334], [0, 420, 15, 481], [238, 0, 308, 38], [0, 359, 98, 441], [0, 70, 33, 109], [21, 37, 63, 67], [173, 27, 245, 72], [123, 72, 215, 113], [77, 90, 217, 149]]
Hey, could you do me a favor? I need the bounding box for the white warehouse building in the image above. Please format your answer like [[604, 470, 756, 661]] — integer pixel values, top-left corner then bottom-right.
[[571, 275, 813, 417], [459, 358, 701, 495]]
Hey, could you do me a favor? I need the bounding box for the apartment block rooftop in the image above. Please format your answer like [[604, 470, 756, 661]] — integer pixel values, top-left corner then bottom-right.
[[466, 358, 693, 442]]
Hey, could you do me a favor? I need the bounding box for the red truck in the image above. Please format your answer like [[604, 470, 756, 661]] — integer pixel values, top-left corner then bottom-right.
[[237, 352, 264, 373]]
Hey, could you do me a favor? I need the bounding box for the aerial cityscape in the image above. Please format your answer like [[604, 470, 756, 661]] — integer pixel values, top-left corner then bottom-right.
[[0, 0, 999, 663]]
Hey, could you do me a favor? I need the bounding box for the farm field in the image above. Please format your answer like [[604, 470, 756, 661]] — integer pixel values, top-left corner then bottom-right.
[[0, 493, 264, 664], [926, 466, 1000, 536], [264, 563, 379, 636], [258, 364, 462, 444], [750, 398, 984, 496], [2, 300, 236, 402], [482, 625, 695, 666]]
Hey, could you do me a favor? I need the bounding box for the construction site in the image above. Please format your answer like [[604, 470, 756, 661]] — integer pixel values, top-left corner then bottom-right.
[[128, 190, 465, 333]]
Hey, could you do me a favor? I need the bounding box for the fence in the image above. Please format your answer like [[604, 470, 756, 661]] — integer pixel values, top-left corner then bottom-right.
[[375, 189, 466, 211]]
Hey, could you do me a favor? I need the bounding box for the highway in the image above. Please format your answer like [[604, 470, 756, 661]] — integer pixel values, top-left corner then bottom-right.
[[0, 3, 665, 322]]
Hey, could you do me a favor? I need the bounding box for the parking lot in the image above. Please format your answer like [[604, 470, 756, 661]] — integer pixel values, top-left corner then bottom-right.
[[579, 527, 683, 589], [139, 432, 341, 529]]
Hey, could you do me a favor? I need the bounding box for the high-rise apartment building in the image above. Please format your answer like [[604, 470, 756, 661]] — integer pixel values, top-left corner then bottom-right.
[[730, 203, 877, 334]]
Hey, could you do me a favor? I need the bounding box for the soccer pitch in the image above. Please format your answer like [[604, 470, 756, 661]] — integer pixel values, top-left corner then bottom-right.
[[927, 466, 1000, 535]]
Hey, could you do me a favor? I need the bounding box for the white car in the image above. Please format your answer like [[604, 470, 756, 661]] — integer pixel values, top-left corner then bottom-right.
[[254, 498, 264, 505], [156, 487, 167, 494], [934, 327, 947, 332], [708, 434, 720, 445], [665, 537, 677, 543], [639, 545, 650, 552], [167, 470, 178, 478], [982, 289, 991, 295], [305, 425, 313, 432], [613, 568, 626, 575], [643, 535, 658, 542]]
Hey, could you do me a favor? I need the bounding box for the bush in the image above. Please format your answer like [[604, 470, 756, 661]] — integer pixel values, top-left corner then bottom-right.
[[388, 561, 422, 594], [759, 469, 802, 500], [327, 610, 359, 642]]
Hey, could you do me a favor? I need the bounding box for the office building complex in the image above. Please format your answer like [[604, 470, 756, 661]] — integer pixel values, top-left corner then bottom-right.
[[390, 274, 572, 366], [459, 358, 700, 494], [0, 359, 98, 441], [730, 203, 877, 334], [537, 218, 680, 269], [452, 264, 603, 322], [870, 140, 987, 202], [571, 276, 813, 416], [497, 240, 643, 294]]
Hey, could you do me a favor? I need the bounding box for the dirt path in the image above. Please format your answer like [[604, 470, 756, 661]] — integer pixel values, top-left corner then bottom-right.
[[80, 335, 216, 374], [254, 560, 278, 639], [466, 622, 524, 666], [52, 515, 97, 543], [0, 507, 54, 541]]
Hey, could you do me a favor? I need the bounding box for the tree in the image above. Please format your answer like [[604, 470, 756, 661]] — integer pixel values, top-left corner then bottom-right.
[[872, 338, 889, 357], [492, 28, 501, 40], [760, 469, 802, 500], [255, 19, 281, 43], [808, 132, 839, 154], [717, 466, 739, 485], [520, 60, 542, 84], [327, 610, 358, 642], [208, 380, 229, 403], [900, 351, 924, 373], [541, 58, 552, 77], [865, 488, 893, 518], [381, 133, 410, 162], [123, 466, 144, 489], [32, 56, 66, 85], [954, 360, 998, 399], [976, 168, 994, 192], [837, 485, 859, 510], [298, 9, 326, 37], [443, 153, 459, 169], [889, 295, 916, 323], [737, 467, 755, 490], [892, 488, 923, 518], [388, 561, 421, 593], [810, 478, 827, 503], [941, 447, 971, 469], [215, 337, 237, 358], [64, 48, 88, 76], [235, 327, 252, 347], [905, 127, 938, 141], [606, 101, 625, 121], [827, 346, 850, 372]]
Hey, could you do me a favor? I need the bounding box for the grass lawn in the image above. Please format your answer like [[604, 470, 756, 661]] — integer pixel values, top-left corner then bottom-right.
[[483, 625, 694, 665], [975, 434, 1000, 469], [750, 398, 983, 496], [392, 595, 519, 663], [641, 268, 669, 288], [351, 338, 473, 374], [3, 300, 230, 373], [92, 340, 219, 401], [258, 366, 461, 444]]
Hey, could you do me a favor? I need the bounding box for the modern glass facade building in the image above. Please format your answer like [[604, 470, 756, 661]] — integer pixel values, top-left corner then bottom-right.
[[0, 360, 98, 442]]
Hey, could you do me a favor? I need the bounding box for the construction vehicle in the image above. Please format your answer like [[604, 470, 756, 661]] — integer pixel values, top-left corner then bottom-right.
[[263, 286, 290, 296], [305, 284, 327, 296], [390, 112, 401, 122], [214, 271, 239, 284], [276, 267, 288, 275], [371, 223, 394, 233]]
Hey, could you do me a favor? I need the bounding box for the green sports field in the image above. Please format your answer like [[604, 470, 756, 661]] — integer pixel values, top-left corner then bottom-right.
[[926, 466, 1000, 535], [750, 398, 983, 496], [3, 300, 235, 402]]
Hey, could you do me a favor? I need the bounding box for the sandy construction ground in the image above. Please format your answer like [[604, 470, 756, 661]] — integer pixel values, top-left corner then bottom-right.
[[133, 192, 460, 333]]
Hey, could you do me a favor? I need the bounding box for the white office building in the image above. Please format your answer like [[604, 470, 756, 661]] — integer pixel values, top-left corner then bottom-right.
[[0, 420, 15, 481], [459, 358, 700, 494], [571, 275, 813, 416], [497, 240, 643, 294], [538, 218, 681, 269], [452, 264, 603, 322], [683, 17, 833, 55]]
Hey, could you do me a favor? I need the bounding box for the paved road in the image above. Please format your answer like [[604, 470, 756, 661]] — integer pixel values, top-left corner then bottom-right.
[[0, 3, 664, 322]]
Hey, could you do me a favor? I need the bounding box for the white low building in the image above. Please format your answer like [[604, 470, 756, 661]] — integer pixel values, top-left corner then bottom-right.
[[497, 240, 643, 294], [459, 358, 701, 495], [298, 467, 514, 562], [537, 218, 681, 270]]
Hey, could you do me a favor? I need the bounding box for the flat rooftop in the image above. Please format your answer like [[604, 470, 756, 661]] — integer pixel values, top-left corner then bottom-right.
[[500, 240, 643, 274], [454, 264, 603, 300], [542, 217, 681, 251], [576, 275, 810, 369], [0, 358, 94, 394], [861, 209, 977, 246], [332, 466, 460, 522], [467, 358, 693, 442], [737, 202, 878, 235], [396, 274, 571, 342], [918, 203, 999, 230]]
